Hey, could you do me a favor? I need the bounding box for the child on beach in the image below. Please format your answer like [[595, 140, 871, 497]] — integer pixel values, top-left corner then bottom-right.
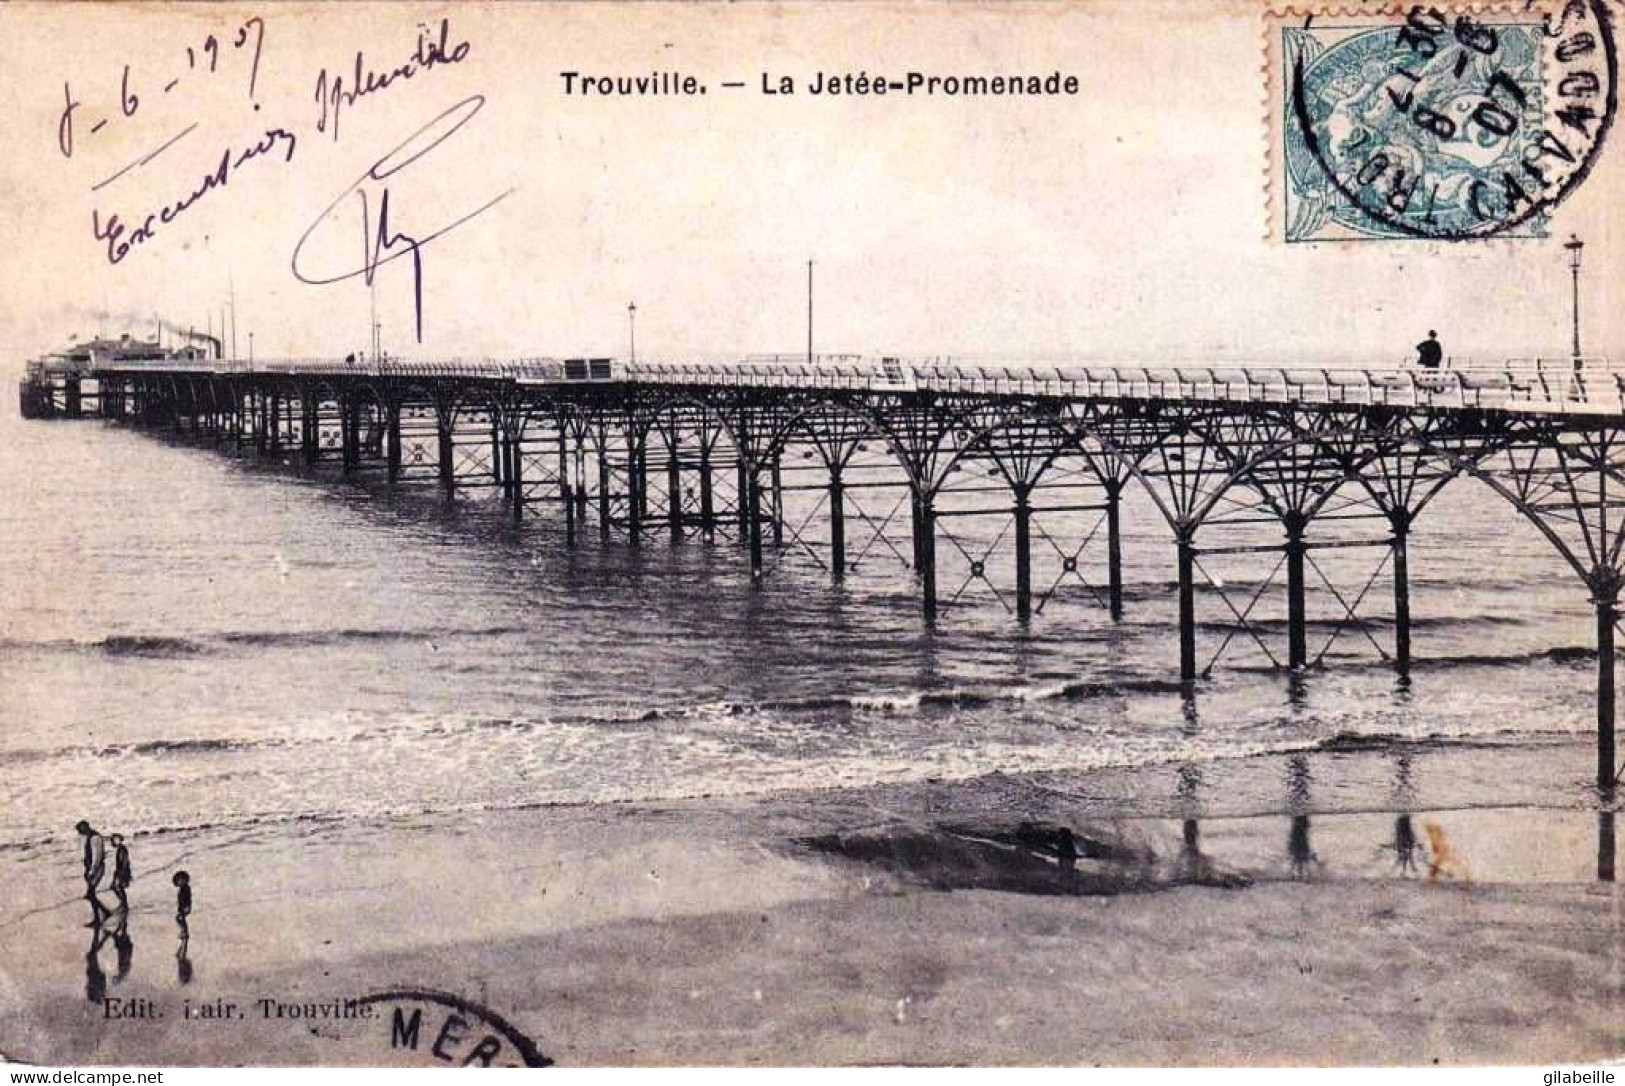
[[109, 834, 132, 911], [172, 871, 191, 927]]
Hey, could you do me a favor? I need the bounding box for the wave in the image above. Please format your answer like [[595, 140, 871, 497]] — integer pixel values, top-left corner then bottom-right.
[[0, 642, 1594, 776], [101, 634, 209, 658], [1408, 644, 1594, 670], [0, 624, 534, 659], [0, 723, 1589, 857], [614, 675, 1192, 722]]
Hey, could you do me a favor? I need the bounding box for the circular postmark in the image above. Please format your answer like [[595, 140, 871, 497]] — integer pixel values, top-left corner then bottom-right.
[[1289, 1, 1618, 239], [352, 988, 553, 1067]]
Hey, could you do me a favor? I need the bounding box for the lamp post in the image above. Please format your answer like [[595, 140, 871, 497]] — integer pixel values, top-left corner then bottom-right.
[[248, 332, 255, 364], [628, 302, 637, 364], [1565, 234, 1584, 367]]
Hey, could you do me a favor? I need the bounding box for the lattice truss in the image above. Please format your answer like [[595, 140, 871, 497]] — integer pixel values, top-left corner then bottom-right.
[[125, 376, 1625, 688]]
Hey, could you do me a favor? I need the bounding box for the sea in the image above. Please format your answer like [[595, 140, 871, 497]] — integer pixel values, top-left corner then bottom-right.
[[0, 397, 1614, 858]]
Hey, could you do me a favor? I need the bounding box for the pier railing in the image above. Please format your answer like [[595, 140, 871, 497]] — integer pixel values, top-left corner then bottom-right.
[[66, 354, 1625, 415]]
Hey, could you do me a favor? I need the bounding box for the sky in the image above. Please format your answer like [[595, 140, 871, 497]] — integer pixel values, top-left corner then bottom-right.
[[0, 0, 1619, 378]]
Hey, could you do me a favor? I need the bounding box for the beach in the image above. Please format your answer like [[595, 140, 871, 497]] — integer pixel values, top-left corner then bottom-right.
[[3, 409, 1624, 1066], [3, 740, 1620, 1067]]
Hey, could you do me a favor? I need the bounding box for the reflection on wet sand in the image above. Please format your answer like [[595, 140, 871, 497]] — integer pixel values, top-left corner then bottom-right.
[[1288, 815, 1319, 880], [111, 907, 133, 984], [1392, 815, 1420, 876], [801, 822, 1162, 896], [1599, 811, 1615, 883], [84, 924, 107, 1006], [800, 816, 1258, 896], [177, 923, 193, 987], [797, 804, 1621, 896], [71, 873, 194, 1000]]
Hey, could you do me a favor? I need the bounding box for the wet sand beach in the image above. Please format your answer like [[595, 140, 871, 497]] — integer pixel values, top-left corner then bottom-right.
[[2, 741, 1620, 1066]]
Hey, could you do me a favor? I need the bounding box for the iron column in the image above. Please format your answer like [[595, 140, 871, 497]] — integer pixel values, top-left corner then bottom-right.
[[1597, 576, 1618, 794], [829, 468, 846, 579], [1013, 487, 1033, 620], [1177, 526, 1198, 686], [1106, 479, 1125, 622], [1284, 514, 1308, 670], [1391, 509, 1412, 672]]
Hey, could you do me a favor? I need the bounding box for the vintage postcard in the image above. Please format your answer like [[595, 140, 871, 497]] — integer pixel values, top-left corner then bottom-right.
[[1, 0, 1622, 1069]]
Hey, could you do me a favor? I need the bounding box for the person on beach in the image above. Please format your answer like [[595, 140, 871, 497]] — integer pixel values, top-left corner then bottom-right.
[[173, 870, 193, 982], [75, 820, 109, 926], [1415, 331, 1443, 370], [172, 870, 192, 928], [109, 834, 132, 911]]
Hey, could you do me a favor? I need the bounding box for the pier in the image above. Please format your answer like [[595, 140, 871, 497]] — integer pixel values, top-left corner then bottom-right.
[[20, 352, 1625, 793]]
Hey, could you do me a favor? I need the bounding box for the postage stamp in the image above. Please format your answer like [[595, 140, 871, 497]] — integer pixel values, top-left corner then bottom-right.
[[1265, 1, 1618, 242]]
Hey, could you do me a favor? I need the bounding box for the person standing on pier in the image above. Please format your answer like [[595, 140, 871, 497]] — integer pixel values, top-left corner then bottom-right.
[[1415, 331, 1443, 370], [75, 820, 109, 926]]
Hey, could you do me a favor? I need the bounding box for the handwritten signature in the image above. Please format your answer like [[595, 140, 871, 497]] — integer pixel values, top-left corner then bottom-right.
[[290, 95, 513, 343], [314, 18, 472, 143]]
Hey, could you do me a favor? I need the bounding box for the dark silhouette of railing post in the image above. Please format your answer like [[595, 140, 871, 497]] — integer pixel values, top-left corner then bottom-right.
[[828, 468, 846, 578], [1284, 513, 1308, 670], [1176, 525, 1198, 686], [1390, 509, 1412, 672], [1106, 479, 1125, 621], [1013, 486, 1033, 620]]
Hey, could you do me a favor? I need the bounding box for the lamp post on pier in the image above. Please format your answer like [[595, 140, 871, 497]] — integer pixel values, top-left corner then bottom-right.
[[628, 302, 637, 364], [1565, 234, 1584, 368]]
